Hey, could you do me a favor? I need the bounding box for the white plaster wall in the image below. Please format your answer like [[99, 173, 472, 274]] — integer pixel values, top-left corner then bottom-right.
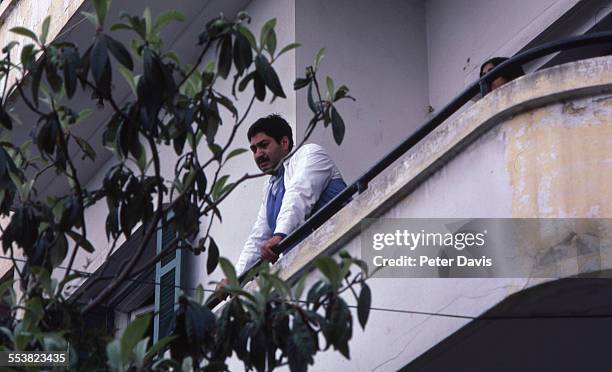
[[425, 0, 580, 111], [295, 0, 431, 183]]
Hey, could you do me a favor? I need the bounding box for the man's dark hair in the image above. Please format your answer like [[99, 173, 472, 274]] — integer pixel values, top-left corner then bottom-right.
[[247, 114, 294, 151], [479, 57, 525, 80]]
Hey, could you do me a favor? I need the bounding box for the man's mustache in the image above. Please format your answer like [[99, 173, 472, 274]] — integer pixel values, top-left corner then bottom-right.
[[256, 156, 270, 165]]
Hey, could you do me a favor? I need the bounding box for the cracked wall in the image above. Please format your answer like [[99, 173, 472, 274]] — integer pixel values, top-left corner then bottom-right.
[[506, 94, 612, 217]]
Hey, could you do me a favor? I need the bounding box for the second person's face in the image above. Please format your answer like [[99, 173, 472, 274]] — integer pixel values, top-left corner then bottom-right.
[[482, 62, 509, 92]]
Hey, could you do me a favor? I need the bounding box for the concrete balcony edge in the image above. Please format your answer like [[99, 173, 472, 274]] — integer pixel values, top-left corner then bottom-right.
[[262, 55, 612, 286]]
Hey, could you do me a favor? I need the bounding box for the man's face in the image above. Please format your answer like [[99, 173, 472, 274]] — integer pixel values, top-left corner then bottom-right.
[[249, 132, 290, 172]]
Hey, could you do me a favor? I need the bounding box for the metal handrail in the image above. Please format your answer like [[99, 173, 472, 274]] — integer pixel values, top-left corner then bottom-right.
[[206, 31, 612, 309]]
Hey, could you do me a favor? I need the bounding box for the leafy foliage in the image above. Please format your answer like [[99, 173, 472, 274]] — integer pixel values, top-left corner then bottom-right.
[[0, 2, 362, 371]]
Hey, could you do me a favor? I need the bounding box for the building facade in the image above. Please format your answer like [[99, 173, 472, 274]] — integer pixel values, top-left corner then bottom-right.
[[1, 0, 612, 370]]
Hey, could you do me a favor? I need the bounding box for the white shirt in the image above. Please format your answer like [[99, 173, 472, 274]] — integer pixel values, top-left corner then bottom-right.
[[235, 143, 343, 274]]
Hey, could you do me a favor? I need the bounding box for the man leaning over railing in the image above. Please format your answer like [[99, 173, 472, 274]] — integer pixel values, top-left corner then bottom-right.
[[218, 114, 347, 287]]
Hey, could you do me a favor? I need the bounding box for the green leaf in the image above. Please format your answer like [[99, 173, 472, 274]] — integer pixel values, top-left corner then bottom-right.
[[208, 143, 222, 160], [184, 298, 216, 345], [278, 42, 301, 58], [266, 28, 277, 57], [143, 335, 177, 362], [20, 44, 35, 70], [254, 73, 266, 101], [259, 18, 276, 52], [333, 85, 351, 101], [62, 46, 80, 98], [326, 76, 334, 99], [93, 0, 110, 26], [49, 232, 68, 268], [121, 314, 151, 365], [315, 256, 340, 286], [218, 34, 232, 79], [352, 257, 369, 277], [118, 65, 136, 95], [233, 30, 252, 75], [207, 236, 219, 275], [40, 16, 51, 45], [2, 41, 18, 54], [66, 230, 95, 253], [357, 283, 371, 329], [182, 357, 193, 372], [238, 71, 255, 92], [330, 107, 345, 145], [0, 106, 13, 130], [139, 47, 164, 120], [31, 61, 44, 107], [250, 328, 266, 372], [224, 148, 247, 163], [195, 168, 207, 198], [162, 50, 180, 64], [136, 144, 147, 171], [266, 273, 291, 298], [44, 60, 62, 93], [211, 175, 229, 201], [215, 93, 237, 117], [73, 134, 96, 161], [10, 27, 38, 42], [91, 35, 110, 90], [106, 339, 122, 372], [42, 333, 67, 352], [104, 34, 133, 70], [0, 278, 13, 295], [194, 284, 204, 305], [327, 297, 352, 358], [81, 11, 98, 27], [218, 257, 237, 285], [110, 23, 132, 32], [287, 314, 316, 370], [133, 337, 149, 369], [122, 14, 147, 40], [255, 54, 285, 98], [339, 257, 351, 281], [294, 77, 310, 90], [237, 25, 257, 50], [314, 48, 325, 69], [143, 8, 152, 40], [307, 82, 317, 113], [153, 10, 185, 35]]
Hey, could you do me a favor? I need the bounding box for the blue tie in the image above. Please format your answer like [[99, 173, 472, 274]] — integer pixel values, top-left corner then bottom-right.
[[266, 167, 285, 232]]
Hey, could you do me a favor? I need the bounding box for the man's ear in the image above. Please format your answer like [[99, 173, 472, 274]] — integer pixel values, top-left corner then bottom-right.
[[280, 136, 290, 153]]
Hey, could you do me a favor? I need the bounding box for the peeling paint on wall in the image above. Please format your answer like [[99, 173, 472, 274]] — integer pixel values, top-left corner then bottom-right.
[[506, 95, 612, 217]]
